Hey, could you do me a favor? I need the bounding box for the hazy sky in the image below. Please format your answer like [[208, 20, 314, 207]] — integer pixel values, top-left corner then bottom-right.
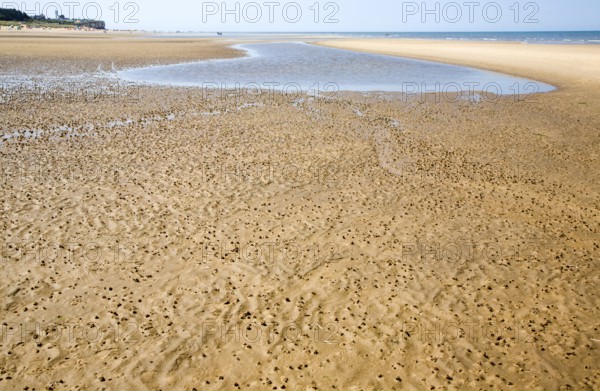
[[5, 0, 600, 31]]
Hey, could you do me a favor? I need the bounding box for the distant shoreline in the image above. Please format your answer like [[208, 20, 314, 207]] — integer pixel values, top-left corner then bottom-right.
[[4, 28, 600, 44]]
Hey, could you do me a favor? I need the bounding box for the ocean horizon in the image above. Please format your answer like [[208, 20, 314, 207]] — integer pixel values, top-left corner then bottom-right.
[[149, 30, 600, 44]]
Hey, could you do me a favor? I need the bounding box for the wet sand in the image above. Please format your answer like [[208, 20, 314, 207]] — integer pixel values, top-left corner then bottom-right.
[[1, 34, 599, 389]]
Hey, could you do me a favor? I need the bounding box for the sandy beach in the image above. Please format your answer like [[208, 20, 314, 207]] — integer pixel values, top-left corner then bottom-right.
[[1, 32, 599, 389]]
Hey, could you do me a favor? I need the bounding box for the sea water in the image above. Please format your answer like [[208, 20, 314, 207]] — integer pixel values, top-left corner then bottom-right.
[[118, 42, 555, 94]]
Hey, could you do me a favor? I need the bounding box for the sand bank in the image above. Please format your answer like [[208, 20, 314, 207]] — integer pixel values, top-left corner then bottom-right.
[[0, 33, 241, 75], [316, 38, 600, 90]]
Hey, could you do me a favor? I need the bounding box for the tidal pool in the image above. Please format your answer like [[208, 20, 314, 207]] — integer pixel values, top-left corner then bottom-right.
[[118, 42, 555, 95]]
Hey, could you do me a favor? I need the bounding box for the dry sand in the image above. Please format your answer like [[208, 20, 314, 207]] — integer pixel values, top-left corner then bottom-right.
[[1, 34, 599, 389], [317, 38, 600, 88]]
